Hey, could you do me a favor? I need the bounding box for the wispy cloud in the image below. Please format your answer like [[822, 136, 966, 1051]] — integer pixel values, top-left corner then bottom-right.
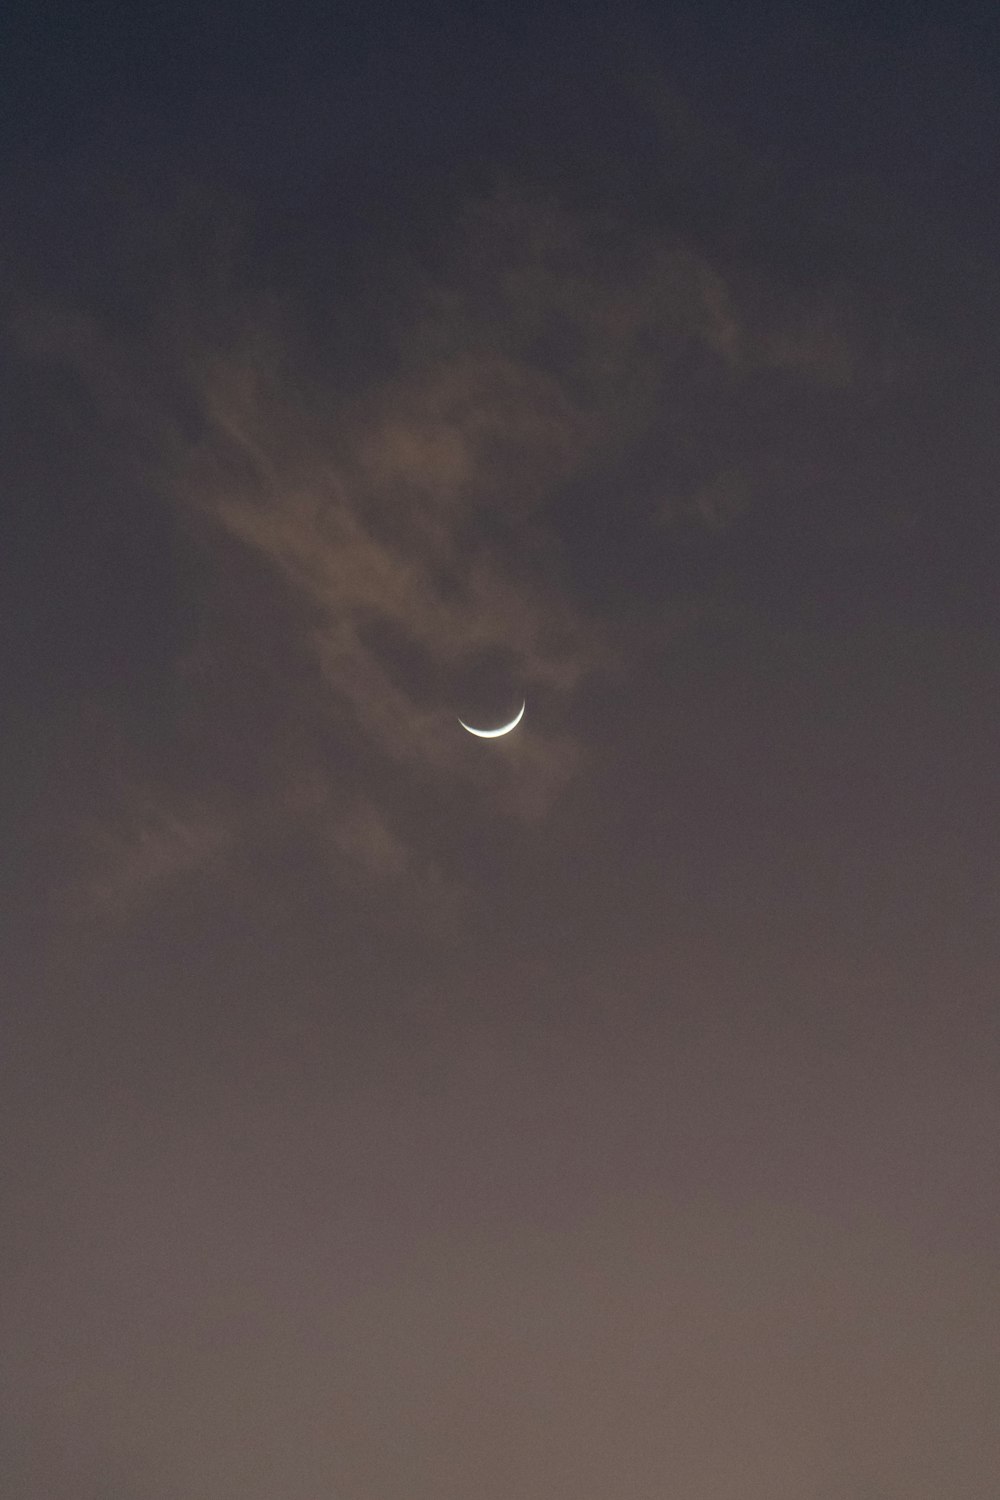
[[17, 165, 895, 921], [78, 794, 234, 919]]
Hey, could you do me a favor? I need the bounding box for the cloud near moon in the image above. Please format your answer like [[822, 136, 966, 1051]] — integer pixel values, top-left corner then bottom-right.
[[13, 162, 894, 919]]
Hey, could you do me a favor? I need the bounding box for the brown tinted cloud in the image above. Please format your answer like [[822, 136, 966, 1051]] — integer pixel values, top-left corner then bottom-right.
[[11, 100, 932, 930], [16, 179, 796, 919]]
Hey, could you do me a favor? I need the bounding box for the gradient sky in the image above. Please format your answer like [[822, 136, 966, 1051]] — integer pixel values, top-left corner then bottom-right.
[[3, 5, 1000, 1496]]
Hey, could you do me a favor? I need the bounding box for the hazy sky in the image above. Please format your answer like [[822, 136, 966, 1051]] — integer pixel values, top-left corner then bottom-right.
[[3, 5, 1000, 1497]]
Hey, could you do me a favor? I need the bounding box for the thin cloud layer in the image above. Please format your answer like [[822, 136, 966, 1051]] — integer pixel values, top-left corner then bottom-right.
[[82, 796, 233, 919], [13, 167, 902, 920], [26, 186, 745, 912]]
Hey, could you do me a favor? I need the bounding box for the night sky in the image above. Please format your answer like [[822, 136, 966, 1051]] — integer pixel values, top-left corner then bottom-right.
[[3, 5, 1000, 1496]]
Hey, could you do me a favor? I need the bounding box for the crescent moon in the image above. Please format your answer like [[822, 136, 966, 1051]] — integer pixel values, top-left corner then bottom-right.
[[458, 699, 526, 739]]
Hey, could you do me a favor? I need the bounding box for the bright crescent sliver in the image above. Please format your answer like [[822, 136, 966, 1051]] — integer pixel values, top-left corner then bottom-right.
[[458, 700, 526, 738]]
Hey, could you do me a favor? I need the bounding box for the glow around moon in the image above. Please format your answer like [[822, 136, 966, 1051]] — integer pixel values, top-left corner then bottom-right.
[[458, 699, 526, 739]]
